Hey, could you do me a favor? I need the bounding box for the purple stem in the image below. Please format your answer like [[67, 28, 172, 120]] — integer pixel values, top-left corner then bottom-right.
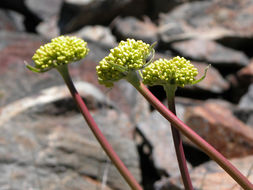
[[135, 82, 253, 190], [57, 65, 142, 190], [167, 93, 193, 190]]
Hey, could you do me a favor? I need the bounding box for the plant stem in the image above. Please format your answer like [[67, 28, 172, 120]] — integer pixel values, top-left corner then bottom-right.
[[57, 65, 142, 190], [164, 85, 193, 190], [127, 73, 253, 190]]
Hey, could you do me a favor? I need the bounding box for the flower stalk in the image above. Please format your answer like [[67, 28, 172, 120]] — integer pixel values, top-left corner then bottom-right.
[[164, 85, 193, 190], [96, 38, 253, 189], [27, 36, 143, 190], [57, 65, 142, 190], [129, 77, 253, 190]]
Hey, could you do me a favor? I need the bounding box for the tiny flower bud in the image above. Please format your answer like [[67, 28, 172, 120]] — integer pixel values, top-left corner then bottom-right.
[[142, 56, 201, 87], [27, 36, 89, 73], [96, 39, 153, 87]]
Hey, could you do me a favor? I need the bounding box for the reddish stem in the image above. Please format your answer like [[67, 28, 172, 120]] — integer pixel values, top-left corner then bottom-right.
[[167, 93, 193, 190], [135, 82, 253, 190], [57, 65, 142, 190]]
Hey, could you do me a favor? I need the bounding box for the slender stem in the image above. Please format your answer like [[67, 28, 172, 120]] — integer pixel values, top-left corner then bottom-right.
[[164, 85, 193, 190], [57, 65, 142, 190], [127, 74, 253, 189]]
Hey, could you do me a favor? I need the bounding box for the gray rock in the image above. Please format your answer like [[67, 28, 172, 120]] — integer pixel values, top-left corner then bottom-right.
[[25, 0, 62, 20], [0, 82, 141, 190], [0, 165, 113, 190], [0, 9, 25, 32], [112, 16, 158, 44], [58, 0, 141, 33], [239, 84, 253, 110], [25, 0, 62, 37], [156, 155, 253, 190], [74, 25, 117, 46], [137, 111, 192, 177], [148, 0, 198, 19], [158, 0, 253, 49], [170, 39, 249, 68], [0, 0, 42, 32], [187, 62, 230, 94]]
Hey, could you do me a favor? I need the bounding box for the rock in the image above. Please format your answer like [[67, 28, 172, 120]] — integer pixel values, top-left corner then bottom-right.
[[233, 108, 253, 128], [170, 39, 249, 69], [137, 111, 192, 177], [74, 25, 117, 46], [24, 0, 62, 37], [36, 15, 60, 39], [0, 165, 113, 190], [225, 60, 253, 103], [148, 0, 197, 19], [156, 155, 253, 190], [25, 0, 62, 20], [0, 31, 48, 106], [0, 9, 25, 32], [237, 60, 253, 86], [239, 84, 253, 110], [184, 101, 253, 158], [0, 0, 42, 32], [158, 0, 253, 50], [111, 16, 158, 44], [58, 0, 147, 34], [0, 81, 141, 190], [188, 62, 230, 94]]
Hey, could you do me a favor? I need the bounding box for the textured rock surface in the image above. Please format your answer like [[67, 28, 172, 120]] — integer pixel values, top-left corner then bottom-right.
[[0, 9, 25, 32], [170, 39, 249, 68], [239, 84, 253, 109], [237, 60, 253, 85], [189, 62, 230, 94], [0, 83, 141, 190], [0, 31, 144, 189], [184, 101, 253, 158], [1, 0, 253, 189], [137, 111, 192, 177], [159, 0, 253, 43], [74, 25, 117, 46], [59, 0, 147, 33], [112, 16, 158, 44], [156, 155, 253, 190]]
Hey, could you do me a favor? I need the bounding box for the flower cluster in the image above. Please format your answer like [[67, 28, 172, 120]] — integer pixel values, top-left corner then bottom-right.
[[30, 36, 89, 72], [142, 56, 198, 87], [96, 39, 152, 87]]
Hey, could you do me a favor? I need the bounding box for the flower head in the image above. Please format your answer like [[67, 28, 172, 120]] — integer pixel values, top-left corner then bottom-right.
[[27, 36, 89, 73], [142, 56, 199, 87], [96, 39, 153, 87]]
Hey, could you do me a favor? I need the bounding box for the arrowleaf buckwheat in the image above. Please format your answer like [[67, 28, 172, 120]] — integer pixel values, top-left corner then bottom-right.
[[27, 36, 89, 73], [142, 56, 208, 87], [96, 39, 154, 87]]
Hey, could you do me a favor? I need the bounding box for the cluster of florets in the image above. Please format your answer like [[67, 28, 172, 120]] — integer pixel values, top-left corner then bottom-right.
[[142, 56, 198, 87], [31, 36, 89, 72], [96, 39, 151, 87]]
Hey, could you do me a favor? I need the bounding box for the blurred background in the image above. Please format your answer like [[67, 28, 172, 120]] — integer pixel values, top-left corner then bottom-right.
[[0, 0, 253, 190]]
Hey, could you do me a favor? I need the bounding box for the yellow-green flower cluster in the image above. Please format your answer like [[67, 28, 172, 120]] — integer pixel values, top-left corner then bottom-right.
[[142, 56, 198, 87], [31, 36, 89, 72], [96, 39, 151, 87]]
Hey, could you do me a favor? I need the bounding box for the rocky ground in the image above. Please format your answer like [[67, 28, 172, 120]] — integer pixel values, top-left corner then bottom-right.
[[0, 0, 253, 190]]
